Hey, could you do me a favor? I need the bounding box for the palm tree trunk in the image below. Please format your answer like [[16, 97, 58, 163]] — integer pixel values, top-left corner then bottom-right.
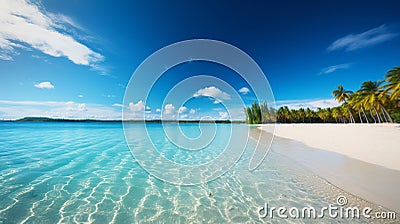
[[358, 110, 363, 123], [346, 105, 355, 123], [379, 103, 393, 123], [373, 107, 382, 123], [361, 107, 369, 123], [381, 108, 388, 123], [370, 110, 377, 123]]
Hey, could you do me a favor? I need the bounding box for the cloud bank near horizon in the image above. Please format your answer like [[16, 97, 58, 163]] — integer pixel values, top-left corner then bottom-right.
[[275, 98, 340, 110], [0, 98, 340, 121], [0, 100, 120, 120]]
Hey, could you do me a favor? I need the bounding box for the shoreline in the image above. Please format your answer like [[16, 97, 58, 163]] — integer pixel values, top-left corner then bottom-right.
[[257, 123, 400, 212]]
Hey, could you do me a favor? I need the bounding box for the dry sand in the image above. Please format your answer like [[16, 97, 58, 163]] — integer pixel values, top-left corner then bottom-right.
[[259, 123, 400, 171], [257, 123, 400, 212]]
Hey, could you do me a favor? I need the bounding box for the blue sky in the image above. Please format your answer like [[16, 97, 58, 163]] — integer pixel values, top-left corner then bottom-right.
[[0, 0, 399, 120]]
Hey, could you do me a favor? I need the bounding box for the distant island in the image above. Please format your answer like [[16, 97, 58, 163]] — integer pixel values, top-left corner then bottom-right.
[[1, 117, 242, 124]]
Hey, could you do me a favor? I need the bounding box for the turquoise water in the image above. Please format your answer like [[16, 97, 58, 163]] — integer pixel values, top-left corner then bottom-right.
[[0, 123, 394, 223]]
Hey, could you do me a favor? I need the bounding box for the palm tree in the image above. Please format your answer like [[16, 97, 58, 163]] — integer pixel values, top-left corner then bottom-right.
[[305, 108, 314, 123], [332, 107, 341, 123], [359, 80, 393, 123], [260, 102, 273, 123], [245, 107, 253, 124], [384, 66, 400, 102], [280, 106, 291, 123], [332, 85, 356, 123], [340, 105, 350, 123], [298, 108, 305, 123], [251, 102, 262, 124], [290, 109, 298, 122], [349, 91, 369, 123]]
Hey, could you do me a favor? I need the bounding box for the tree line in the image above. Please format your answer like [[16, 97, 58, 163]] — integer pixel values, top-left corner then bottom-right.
[[245, 66, 400, 124], [244, 102, 276, 124]]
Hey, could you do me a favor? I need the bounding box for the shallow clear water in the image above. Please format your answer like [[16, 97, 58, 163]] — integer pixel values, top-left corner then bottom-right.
[[0, 123, 396, 223]]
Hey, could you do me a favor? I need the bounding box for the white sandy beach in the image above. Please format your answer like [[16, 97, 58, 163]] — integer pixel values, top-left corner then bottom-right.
[[259, 123, 400, 171], [258, 123, 400, 212]]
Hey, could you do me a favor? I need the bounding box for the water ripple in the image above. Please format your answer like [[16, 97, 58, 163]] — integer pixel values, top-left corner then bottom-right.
[[0, 123, 397, 223]]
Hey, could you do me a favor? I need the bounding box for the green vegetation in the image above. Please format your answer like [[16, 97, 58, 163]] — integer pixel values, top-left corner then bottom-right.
[[244, 102, 276, 124], [245, 66, 400, 124]]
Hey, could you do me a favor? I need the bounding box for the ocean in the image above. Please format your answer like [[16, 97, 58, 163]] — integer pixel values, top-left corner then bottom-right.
[[0, 122, 392, 223]]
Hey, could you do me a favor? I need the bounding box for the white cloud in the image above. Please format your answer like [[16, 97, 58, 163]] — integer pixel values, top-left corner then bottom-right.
[[0, 0, 103, 68], [276, 98, 340, 110], [193, 86, 231, 104], [0, 99, 245, 121], [48, 13, 86, 31], [320, 63, 351, 74], [78, 95, 84, 98], [177, 106, 196, 119], [112, 103, 124, 107], [129, 100, 145, 112], [228, 107, 246, 121], [178, 106, 188, 114], [213, 99, 222, 104], [66, 101, 84, 111], [34, 81, 54, 89], [0, 100, 65, 106], [164, 104, 175, 114], [327, 25, 398, 52], [179, 113, 188, 119], [238, 87, 250, 94], [218, 111, 229, 119], [0, 100, 122, 120], [145, 114, 160, 120], [77, 103, 87, 111], [0, 53, 13, 61], [156, 108, 161, 113], [145, 106, 151, 113]]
